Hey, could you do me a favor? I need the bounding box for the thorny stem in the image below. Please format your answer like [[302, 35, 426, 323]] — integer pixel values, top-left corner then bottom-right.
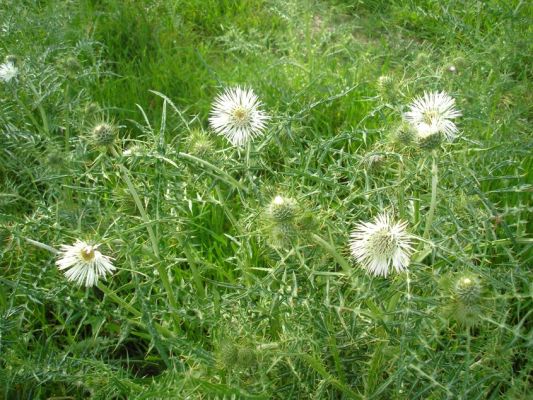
[[397, 158, 406, 220], [423, 152, 438, 241]]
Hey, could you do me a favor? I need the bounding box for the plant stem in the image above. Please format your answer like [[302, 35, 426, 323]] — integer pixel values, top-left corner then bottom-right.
[[312, 234, 352, 276], [397, 158, 406, 220], [24, 237, 59, 254], [27, 80, 50, 135], [423, 152, 438, 240]]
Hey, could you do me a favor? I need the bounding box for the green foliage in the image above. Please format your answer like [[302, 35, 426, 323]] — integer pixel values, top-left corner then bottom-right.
[[1, 0, 531, 399]]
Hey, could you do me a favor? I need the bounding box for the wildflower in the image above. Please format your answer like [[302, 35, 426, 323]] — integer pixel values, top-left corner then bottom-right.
[[209, 86, 269, 146], [349, 213, 414, 277], [404, 91, 461, 141], [0, 61, 18, 83], [56, 240, 116, 287]]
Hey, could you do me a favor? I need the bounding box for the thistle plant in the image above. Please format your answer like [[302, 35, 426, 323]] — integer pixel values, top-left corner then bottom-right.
[[0, 57, 18, 83], [2, 1, 530, 399]]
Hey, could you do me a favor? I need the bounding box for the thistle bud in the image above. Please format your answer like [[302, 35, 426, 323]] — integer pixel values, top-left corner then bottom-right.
[[364, 153, 386, 172], [218, 340, 257, 370], [84, 102, 100, 116], [441, 273, 484, 327], [376, 75, 398, 103], [267, 195, 298, 224], [236, 346, 257, 368], [5, 55, 18, 65], [377, 75, 394, 94], [186, 129, 214, 158], [90, 121, 118, 148], [417, 131, 443, 150], [63, 56, 82, 75], [453, 275, 481, 306], [218, 341, 239, 369], [391, 123, 416, 147]]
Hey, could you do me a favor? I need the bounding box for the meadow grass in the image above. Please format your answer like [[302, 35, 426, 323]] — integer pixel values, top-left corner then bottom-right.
[[0, 0, 532, 398]]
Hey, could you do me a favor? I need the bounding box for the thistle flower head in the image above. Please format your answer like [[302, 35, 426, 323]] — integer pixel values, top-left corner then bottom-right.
[[56, 240, 116, 287], [404, 91, 461, 141], [209, 86, 269, 147], [90, 121, 118, 147], [0, 60, 18, 83], [349, 213, 414, 277]]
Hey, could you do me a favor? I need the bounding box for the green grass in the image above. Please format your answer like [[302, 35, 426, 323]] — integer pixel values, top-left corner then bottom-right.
[[1, 0, 532, 398]]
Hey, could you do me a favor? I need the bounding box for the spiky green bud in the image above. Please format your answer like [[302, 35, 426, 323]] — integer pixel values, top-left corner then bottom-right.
[[84, 102, 100, 115], [218, 341, 257, 370], [417, 132, 443, 150], [268, 195, 298, 224], [453, 276, 481, 306], [218, 341, 240, 369], [187, 129, 214, 158], [392, 123, 416, 147], [63, 56, 81, 74], [5, 55, 17, 65], [236, 346, 257, 368], [91, 122, 117, 147], [377, 75, 394, 94]]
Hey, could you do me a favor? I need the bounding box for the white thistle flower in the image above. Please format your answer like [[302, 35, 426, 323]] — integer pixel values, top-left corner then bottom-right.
[[349, 213, 414, 277], [56, 240, 116, 287], [0, 61, 18, 83], [404, 91, 461, 140], [209, 86, 269, 146]]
